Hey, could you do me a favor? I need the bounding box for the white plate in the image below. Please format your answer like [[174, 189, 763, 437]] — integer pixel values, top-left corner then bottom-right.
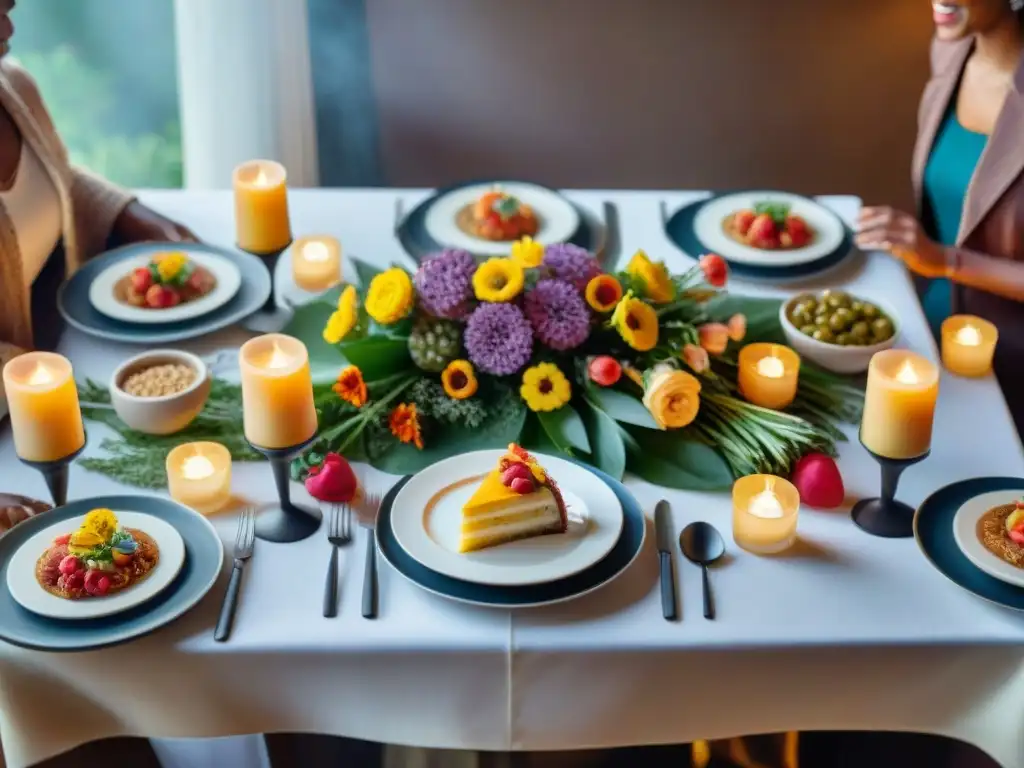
[[692, 191, 847, 267], [423, 182, 580, 256], [88, 248, 242, 324], [6, 511, 187, 620], [952, 490, 1024, 588], [391, 450, 624, 586]]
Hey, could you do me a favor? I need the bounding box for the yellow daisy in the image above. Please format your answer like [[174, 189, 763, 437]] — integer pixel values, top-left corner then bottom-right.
[[520, 363, 572, 412], [610, 291, 659, 351]]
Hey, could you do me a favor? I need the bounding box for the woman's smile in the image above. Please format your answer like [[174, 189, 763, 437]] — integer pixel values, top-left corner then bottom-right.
[[933, 1, 965, 26]]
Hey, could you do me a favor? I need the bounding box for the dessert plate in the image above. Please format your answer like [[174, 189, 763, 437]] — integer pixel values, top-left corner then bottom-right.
[[0, 495, 223, 651], [423, 181, 580, 256], [915, 477, 1024, 612], [6, 511, 186, 620], [378, 464, 645, 608], [391, 450, 623, 587], [952, 490, 1024, 588], [88, 247, 242, 324]]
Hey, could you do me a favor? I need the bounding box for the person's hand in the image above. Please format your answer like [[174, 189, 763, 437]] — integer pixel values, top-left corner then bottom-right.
[[855, 206, 952, 279], [111, 200, 198, 246]]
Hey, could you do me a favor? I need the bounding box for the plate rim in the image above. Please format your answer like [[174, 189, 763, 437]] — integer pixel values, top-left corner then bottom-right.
[[5, 511, 187, 620], [87, 248, 243, 325], [377, 466, 646, 609], [0, 494, 225, 652], [951, 489, 1024, 589], [390, 449, 625, 586]]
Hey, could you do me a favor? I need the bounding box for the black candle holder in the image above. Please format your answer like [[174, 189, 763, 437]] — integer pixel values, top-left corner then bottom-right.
[[19, 440, 87, 508], [246, 434, 321, 543], [240, 242, 294, 333], [851, 434, 929, 539]]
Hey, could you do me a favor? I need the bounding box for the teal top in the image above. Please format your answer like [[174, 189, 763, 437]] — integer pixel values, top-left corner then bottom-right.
[[920, 104, 988, 336]]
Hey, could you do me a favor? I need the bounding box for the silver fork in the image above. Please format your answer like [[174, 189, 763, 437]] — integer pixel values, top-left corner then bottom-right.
[[323, 503, 354, 617], [214, 507, 256, 642], [355, 492, 383, 619]]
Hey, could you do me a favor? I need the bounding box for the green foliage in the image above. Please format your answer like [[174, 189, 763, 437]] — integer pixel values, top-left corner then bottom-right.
[[753, 200, 792, 225], [620, 426, 734, 491], [536, 405, 590, 456], [409, 378, 487, 430]]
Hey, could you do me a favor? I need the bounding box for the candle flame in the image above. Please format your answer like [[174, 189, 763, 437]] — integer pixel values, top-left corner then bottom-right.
[[302, 241, 330, 263], [26, 362, 54, 386], [265, 341, 290, 370], [254, 168, 269, 186], [748, 478, 784, 519], [181, 453, 215, 481], [955, 324, 982, 347], [894, 359, 918, 385], [756, 355, 785, 379]]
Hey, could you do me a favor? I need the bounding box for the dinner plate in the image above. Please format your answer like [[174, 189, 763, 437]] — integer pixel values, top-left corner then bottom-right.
[[88, 247, 242, 324], [377, 464, 645, 608], [915, 477, 1024, 612], [6, 511, 186, 620], [665, 192, 855, 281], [58, 242, 271, 344], [0, 495, 224, 652], [391, 451, 624, 587], [952, 490, 1024, 588]]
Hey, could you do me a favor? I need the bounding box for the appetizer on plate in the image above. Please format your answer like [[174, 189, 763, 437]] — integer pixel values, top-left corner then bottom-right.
[[978, 498, 1024, 568], [117, 251, 217, 310], [723, 201, 815, 250], [463, 190, 539, 242], [35, 508, 160, 599], [459, 444, 568, 552]]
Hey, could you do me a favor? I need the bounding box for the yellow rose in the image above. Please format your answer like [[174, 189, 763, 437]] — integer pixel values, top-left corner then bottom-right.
[[323, 285, 359, 344], [626, 249, 675, 303], [365, 268, 414, 324], [642, 366, 701, 429]]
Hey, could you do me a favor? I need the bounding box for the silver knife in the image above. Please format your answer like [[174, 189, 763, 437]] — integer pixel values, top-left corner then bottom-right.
[[655, 500, 677, 621]]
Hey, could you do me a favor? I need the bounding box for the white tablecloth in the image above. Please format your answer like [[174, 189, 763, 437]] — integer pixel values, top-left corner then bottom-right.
[[1, 189, 1022, 768]]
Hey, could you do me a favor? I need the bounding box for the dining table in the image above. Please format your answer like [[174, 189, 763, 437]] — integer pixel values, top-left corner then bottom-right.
[[1, 187, 1023, 768]]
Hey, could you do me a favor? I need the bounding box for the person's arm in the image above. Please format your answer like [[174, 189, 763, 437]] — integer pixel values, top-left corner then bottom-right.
[[947, 246, 1024, 302]]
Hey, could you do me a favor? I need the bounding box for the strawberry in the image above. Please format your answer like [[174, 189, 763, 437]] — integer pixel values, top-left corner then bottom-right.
[[700, 253, 728, 287], [84, 570, 111, 596], [790, 453, 845, 509], [732, 209, 756, 236], [1010, 529, 1024, 547], [145, 284, 169, 308], [58, 555, 80, 576], [785, 216, 812, 247], [747, 214, 777, 245], [510, 477, 535, 494], [304, 453, 357, 503], [502, 463, 532, 487], [53, 534, 71, 546], [131, 267, 153, 294]]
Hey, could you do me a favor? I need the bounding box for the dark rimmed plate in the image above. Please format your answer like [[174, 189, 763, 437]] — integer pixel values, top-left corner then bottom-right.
[[377, 464, 645, 607], [58, 242, 271, 343], [914, 477, 1024, 611], [664, 192, 855, 282], [397, 180, 596, 262], [0, 495, 224, 651]]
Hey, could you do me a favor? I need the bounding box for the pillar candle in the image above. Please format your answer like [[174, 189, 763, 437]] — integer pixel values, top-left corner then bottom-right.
[[738, 343, 800, 410], [941, 315, 997, 378], [2, 352, 86, 462], [239, 334, 317, 449], [860, 350, 939, 459], [233, 160, 292, 254], [166, 442, 232, 515], [291, 235, 342, 292]]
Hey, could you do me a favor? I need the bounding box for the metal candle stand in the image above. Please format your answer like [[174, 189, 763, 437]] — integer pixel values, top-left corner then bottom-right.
[[19, 440, 87, 508], [246, 434, 322, 543], [240, 242, 293, 333], [851, 435, 929, 539]]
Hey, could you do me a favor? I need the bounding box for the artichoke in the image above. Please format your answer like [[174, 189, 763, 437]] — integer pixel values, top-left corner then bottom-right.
[[408, 316, 462, 372]]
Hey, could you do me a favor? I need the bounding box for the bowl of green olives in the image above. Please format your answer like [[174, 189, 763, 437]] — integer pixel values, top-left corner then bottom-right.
[[780, 290, 899, 374]]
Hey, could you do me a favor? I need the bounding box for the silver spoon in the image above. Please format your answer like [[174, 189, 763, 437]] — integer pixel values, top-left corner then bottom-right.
[[680, 522, 725, 620]]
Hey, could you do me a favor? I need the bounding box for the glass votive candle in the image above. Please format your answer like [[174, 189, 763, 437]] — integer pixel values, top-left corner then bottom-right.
[[732, 474, 800, 554], [291, 235, 342, 292], [941, 315, 997, 378], [166, 442, 232, 515], [738, 343, 800, 410]]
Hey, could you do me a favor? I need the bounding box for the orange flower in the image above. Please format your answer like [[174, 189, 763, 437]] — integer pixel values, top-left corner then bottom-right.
[[585, 274, 623, 313], [332, 365, 367, 408], [727, 313, 747, 342], [682, 344, 710, 373], [698, 323, 730, 355], [389, 403, 424, 449]]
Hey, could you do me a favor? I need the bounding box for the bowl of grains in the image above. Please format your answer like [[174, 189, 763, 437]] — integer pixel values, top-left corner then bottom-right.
[[110, 350, 211, 435]]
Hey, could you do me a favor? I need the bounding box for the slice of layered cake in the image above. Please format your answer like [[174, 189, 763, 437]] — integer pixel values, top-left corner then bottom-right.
[[459, 444, 568, 553]]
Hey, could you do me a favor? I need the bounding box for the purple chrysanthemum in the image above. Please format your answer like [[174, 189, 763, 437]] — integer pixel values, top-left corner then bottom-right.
[[542, 243, 601, 292], [464, 303, 534, 375], [524, 279, 591, 351], [414, 249, 477, 319]]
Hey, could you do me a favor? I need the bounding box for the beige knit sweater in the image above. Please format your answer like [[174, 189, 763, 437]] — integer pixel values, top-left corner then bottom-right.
[[0, 60, 135, 351]]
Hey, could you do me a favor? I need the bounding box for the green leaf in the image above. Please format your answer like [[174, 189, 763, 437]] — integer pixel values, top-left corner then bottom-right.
[[585, 386, 658, 429], [706, 295, 785, 344], [369, 400, 527, 474], [350, 257, 383, 288], [580, 400, 626, 481], [281, 299, 344, 384], [536, 406, 591, 456], [338, 336, 412, 382], [622, 425, 733, 491]]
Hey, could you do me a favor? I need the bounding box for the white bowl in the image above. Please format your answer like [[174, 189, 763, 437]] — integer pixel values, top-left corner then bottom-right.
[[110, 350, 211, 435], [779, 293, 900, 374]]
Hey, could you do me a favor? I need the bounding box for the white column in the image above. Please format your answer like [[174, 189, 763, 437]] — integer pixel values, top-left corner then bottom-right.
[[173, 0, 319, 189]]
